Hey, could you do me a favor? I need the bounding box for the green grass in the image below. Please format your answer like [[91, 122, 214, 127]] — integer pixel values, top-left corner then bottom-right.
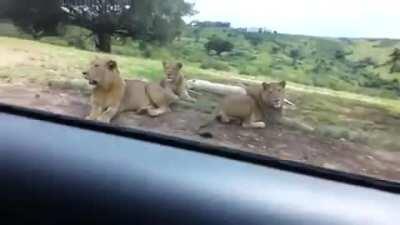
[[2, 21, 400, 98], [1, 36, 399, 110]]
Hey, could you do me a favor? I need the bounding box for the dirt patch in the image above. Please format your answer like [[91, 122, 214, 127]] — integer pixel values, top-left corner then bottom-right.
[[1, 84, 399, 182], [0, 84, 88, 117]]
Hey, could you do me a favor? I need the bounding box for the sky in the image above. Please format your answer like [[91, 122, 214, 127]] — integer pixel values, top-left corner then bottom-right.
[[185, 0, 400, 38]]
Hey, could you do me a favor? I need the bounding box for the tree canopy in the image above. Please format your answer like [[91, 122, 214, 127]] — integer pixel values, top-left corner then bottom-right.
[[4, 0, 195, 52], [204, 36, 234, 55], [4, 0, 64, 38]]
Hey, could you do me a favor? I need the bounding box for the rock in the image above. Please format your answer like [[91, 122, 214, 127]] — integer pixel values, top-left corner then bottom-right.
[[247, 144, 256, 149], [322, 163, 347, 171]]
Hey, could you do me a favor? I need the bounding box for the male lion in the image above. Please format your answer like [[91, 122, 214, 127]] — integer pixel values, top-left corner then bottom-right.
[[199, 81, 286, 131], [83, 58, 178, 123], [160, 61, 196, 102]]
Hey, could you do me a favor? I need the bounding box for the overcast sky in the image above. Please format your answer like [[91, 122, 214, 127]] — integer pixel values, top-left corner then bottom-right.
[[185, 0, 399, 38]]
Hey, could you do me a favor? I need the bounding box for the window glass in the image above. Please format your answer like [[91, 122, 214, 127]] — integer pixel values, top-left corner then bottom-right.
[[0, 0, 399, 182]]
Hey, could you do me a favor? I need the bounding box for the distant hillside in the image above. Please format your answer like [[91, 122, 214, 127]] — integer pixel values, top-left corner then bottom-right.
[[180, 26, 400, 98]]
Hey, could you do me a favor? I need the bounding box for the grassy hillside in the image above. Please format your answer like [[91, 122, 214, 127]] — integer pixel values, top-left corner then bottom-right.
[[1, 21, 400, 98], [0, 36, 399, 111]]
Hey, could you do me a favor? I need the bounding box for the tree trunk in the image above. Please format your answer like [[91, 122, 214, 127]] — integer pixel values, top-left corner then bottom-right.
[[186, 79, 246, 96], [186, 79, 295, 106], [95, 33, 112, 53]]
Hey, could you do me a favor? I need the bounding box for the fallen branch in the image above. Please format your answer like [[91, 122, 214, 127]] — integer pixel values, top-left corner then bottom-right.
[[186, 79, 296, 107], [186, 79, 246, 96]]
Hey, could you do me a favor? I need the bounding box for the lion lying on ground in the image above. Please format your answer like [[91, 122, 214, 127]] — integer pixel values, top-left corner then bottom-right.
[[82, 58, 178, 123], [199, 81, 286, 130], [160, 61, 196, 102]]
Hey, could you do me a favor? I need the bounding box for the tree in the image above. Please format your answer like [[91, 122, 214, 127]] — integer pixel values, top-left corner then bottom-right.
[[244, 32, 264, 46], [61, 0, 135, 52], [150, 0, 195, 44], [204, 36, 234, 55], [5, 0, 194, 52], [388, 48, 400, 73], [289, 49, 301, 66], [4, 0, 64, 39], [193, 28, 201, 42], [61, 0, 194, 52]]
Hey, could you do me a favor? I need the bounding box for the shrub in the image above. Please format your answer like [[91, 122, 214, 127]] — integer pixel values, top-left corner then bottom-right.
[[256, 64, 272, 75], [316, 125, 350, 140], [138, 42, 152, 58], [390, 61, 400, 73], [243, 32, 264, 46], [238, 65, 258, 75], [204, 36, 234, 55], [200, 59, 231, 71], [271, 46, 280, 54], [66, 35, 87, 49]]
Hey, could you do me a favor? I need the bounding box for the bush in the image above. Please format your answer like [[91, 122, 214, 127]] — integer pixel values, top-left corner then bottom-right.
[[67, 35, 87, 50], [289, 48, 301, 66], [334, 50, 352, 60], [316, 125, 350, 140], [200, 59, 231, 71], [271, 46, 280, 54], [139, 42, 152, 58], [255, 64, 272, 75], [390, 61, 400, 73], [238, 65, 258, 75], [243, 32, 264, 46], [204, 36, 234, 55]]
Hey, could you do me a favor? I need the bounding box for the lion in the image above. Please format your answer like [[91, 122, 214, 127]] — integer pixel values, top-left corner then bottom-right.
[[82, 58, 178, 123], [160, 61, 196, 102], [198, 81, 286, 132]]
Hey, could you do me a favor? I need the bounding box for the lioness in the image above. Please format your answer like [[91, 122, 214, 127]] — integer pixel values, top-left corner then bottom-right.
[[83, 58, 178, 123], [160, 61, 196, 102], [199, 81, 286, 130]]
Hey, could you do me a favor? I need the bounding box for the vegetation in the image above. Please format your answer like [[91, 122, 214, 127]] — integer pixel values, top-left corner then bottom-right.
[[2, 0, 63, 39], [1, 17, 399, 98], [388, 48, 400, 73], [204, 36, 234, 55], [1, 0, 194, 52]]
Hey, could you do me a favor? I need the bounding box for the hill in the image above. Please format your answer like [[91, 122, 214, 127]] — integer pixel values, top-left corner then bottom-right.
[[2, 20, 400, 98]]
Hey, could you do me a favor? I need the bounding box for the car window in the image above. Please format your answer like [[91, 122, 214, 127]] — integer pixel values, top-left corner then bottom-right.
[[0, 0, 399, 183]]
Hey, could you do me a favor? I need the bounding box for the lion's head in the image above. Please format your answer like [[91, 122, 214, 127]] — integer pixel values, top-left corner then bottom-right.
[[260, 81, 286, 109], [83, 58, 119, 89], [162, 61, 183, 82]]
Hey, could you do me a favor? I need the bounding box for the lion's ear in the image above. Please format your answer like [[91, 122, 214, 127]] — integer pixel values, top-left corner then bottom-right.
[[107, 60, 117, 70], [176, 62, 183, 70], [280, 81, 286, 88], [262, 82, 271, 90]]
